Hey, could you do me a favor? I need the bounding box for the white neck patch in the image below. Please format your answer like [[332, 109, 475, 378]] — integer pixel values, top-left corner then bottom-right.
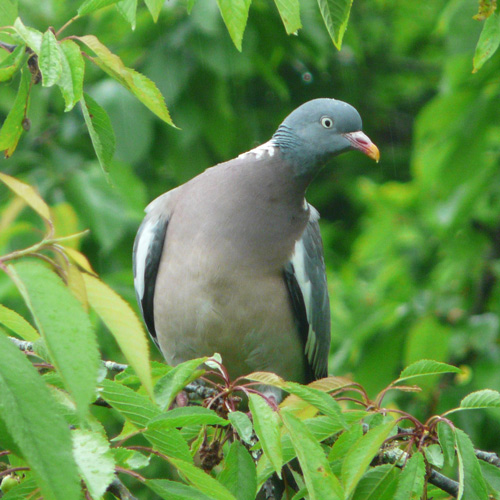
[[238, 140, 277, 160]]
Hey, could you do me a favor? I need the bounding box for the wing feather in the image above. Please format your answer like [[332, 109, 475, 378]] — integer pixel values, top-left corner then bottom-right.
[[284, 204, 331, 381]]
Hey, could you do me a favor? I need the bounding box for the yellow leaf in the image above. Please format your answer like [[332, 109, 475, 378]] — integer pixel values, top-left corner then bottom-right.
[[82, 273, 153, 397], [67, 264, 88, 311], [0, 304, 39, 341], [63, 247, 97, 275], [244, 371, 286, 387], [0, 173, 51, 222]]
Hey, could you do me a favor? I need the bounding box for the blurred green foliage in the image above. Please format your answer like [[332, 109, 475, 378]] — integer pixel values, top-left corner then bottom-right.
[[1, 0, 500, 495]]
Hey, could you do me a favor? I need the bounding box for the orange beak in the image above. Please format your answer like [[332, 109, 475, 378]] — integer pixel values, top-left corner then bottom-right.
[[343, 131, 380, 162]]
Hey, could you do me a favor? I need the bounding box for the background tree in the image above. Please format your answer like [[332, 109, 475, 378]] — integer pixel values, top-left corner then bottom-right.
[[1, 0, 500, 499]]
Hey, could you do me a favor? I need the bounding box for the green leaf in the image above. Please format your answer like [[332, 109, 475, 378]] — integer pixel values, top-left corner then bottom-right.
[[424, 444, 444, 468], [281, 411, 343, 500], [0, 69, 30, 157], [0, 45, 26, 83], [39, 30, 62, 87], [274, 0, 301, 34], [168, 457, 237, 500], [328, 423, 363, 462], [394, 451, 425, 500], [397, 359, 461, 383], [257, 414, 348, 488], [146, 479, 214, 500], [228, 411, 253, 444], [455, 428, 489, 500], [0, 335, 80, 500], [13, 18, 42, 54], [72, 429, 115, 499], [0, 0, 17, 26], [217, 440, 257, 500], [154, 357, 206, 410], [479, 461, 500, 493], [78, 0, 121, 16], [143, 0, 163, 21], [116, 0, 137, 28], [473, 12, 500, 73], [0, 172, 50, 221], [341, 420, 396, 497], [112, 448, 150, 470], [80, 93, 116, 176], [459, 389, 500, 410], [82, 273, 153, 397], [248, 393, 283, 477], [317, 0, 353, 50], [14, 261, 100, 420], [284, 381, 346, 427], [352, 464, 399, 500], [77, 35, 175, 125], [0, 304, 39, 341], [99, 379, 192, 462], [1, 477, 38, 500], [149, 406, 228, 429], [438, 422, 455, 468], [59, 40, 84, 111], [215, 0, 251, 51]]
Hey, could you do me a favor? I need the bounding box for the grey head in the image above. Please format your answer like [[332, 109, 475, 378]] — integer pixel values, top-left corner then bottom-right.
[[272, 98, 380, 180]]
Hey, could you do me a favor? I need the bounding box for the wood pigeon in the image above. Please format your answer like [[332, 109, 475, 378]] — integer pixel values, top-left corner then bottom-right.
[[133, 98, 379, 395]]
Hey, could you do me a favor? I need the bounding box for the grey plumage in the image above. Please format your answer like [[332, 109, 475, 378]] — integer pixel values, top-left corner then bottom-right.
[[133, 98, 379, 389]]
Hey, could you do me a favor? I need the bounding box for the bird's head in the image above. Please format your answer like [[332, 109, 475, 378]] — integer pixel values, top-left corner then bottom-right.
[[272, 98, 380, 180]]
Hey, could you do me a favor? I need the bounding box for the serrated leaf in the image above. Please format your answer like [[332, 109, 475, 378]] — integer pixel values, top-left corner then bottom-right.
[[80, 93, 116, 176], [77, 35, 175, 125], [215, 0, 251, 51], [473, 11, 500, 72], [78, 0, 121, 16], [328, 423, 363, 462], [317, 0, 353, 49], [245, 371, 286, 387], [99, 379, 192, 462], [341, 420, 396, 497], [425, 443, 444, 468], [116, 0, 137, 28], [228, 411, 254, 444], [352, 464, 399, 500], [0, 173, 50, 221], [0, 335, 80, 500], [39, 30, 62, 87], [72, 429, 115, 499], [59, 40, 84, 111], [460, 389, 500, 410], [13, 18, 42, 54], [282, 411, 343, 500], [146, 479, 214, 500], [438, 422, 456, 468], [455, 428, 489, 500], [168, 457, 237, 500], [397, 359, 461, 383], [144, 0, 163, 21], [257, 415, 348, 488], [0, 0, 17, 26], [63, 246, 97, 275], [0, 45, 26, 82], [149, 406, 228, 429], [479, 460, 500, 493], [394, 451, 425, 500], [274, 0, 301, 34], [217, 440, 257, 500], [82, 273, 153, 397], [0, 304, 39, 341], [13, 261, 100, 419], [0, 70, 31, 157], [248, 393, 283, 477], [154, 357, 206, 410], [283, 381, 346, 427]]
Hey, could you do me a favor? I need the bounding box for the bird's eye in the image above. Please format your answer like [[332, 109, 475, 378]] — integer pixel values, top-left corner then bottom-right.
[[321, 116, 333, 129]]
